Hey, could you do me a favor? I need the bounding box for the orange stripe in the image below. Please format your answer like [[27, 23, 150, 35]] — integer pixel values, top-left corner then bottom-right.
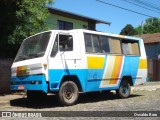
[[109, 56, 123, 84], [17, 66, 27, 76]]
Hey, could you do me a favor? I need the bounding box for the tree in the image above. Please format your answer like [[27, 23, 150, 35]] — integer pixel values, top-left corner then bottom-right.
[[134, 26, 143, 35], [0, 0, 53, 57], [120, 24, 136, 36], [9, 0, 53, 44], [135, 17, 160, 35], [143, 17, 160, 34], [0, 0, 18, 57]]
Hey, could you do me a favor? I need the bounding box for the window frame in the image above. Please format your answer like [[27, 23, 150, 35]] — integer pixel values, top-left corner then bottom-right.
[[84, 32, 141, 56], [121, 39, 141, 56], [50, 33, 74, 57], [58, 20, 73, 30]]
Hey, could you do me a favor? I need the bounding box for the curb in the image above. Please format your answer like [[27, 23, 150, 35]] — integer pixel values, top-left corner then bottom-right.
[[132, 85, 160, 91]]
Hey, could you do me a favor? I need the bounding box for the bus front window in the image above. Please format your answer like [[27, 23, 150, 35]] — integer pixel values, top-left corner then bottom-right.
[[15, 32, 51, 62]]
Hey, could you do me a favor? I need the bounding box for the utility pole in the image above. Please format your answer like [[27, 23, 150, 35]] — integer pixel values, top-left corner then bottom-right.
[[140, 21, 143, 36]]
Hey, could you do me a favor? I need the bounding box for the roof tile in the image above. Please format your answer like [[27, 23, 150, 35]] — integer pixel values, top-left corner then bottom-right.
[[136, 33, 160, 44]]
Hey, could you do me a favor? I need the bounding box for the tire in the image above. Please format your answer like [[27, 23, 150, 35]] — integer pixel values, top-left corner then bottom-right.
[[27, 90, 47, 101], [58, 81, 79, 106], [116, 80, 131, 98]]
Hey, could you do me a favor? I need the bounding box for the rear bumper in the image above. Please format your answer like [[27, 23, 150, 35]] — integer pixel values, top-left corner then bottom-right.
[[10, 75, 48, 93]]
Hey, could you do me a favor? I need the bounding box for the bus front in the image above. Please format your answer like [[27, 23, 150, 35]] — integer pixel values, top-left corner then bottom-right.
[[10, 31, 52, 94]]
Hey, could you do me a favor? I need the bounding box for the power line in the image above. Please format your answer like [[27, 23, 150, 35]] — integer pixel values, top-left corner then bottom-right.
[[96, 0, 154, 18], [121, 0, 160, 14], [132, 0, 160, 11]]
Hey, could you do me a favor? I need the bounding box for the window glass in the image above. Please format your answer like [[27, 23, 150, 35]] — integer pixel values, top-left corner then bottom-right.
[[122, 40, 140, 55], [51, 34, 73, 57], [59, 35, 73, 51], [85, 34, 93, 52], [58, 20, 73, 30], [51, 36, 58, 57], [92, 35, 101, 53], [109, 38, 122, 54], [99, 36, 110, 53], [15, 32, 51, 62]]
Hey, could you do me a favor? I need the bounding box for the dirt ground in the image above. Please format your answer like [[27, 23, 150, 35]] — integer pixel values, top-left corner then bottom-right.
[[0, 82, 160, 119]]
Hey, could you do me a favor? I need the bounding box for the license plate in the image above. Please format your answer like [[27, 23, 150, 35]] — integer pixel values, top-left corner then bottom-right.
[[18, 85, 25, 90]]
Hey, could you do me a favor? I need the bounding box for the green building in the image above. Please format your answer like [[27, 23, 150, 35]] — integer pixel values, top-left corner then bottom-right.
[[46, 7, 111, 30]]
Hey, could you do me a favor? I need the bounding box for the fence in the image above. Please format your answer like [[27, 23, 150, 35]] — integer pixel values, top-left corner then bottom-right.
[[148, 59, 160, 81]]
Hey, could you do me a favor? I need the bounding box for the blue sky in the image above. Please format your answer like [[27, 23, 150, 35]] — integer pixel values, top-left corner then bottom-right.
[[52, 0, 160, 34]]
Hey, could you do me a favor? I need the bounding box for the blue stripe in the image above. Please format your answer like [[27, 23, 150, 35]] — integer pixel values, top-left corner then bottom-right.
[[120, 56, 140, 85], [10, 75, 48, 93]]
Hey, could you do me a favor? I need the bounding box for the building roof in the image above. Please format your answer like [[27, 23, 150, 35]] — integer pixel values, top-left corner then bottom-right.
[[47, 7, 111, 25], [136, 32, 160, 44]]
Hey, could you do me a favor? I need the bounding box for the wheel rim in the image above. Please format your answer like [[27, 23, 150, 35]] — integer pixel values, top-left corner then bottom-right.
[[121, 84, 129, 95], [63, 85, 75, 100]]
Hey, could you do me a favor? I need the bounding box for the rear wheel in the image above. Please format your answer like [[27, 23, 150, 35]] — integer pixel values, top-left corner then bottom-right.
[[58, 81, 79, 106], [116, 80, 131, 98]]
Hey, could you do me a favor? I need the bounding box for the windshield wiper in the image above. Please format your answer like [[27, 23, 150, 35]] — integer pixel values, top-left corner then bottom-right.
[[28, 52, 44, 58], [15, 55, 27, 62]]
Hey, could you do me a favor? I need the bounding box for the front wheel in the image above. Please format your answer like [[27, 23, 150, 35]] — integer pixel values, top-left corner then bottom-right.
[[58, 81, 79, 106], [116, 80, 131, 98]]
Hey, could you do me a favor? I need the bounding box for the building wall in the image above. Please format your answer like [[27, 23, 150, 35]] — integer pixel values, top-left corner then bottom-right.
[[45, 14, 89, 30], [145, 43, 160, 59], [0, 59, 13, 94]]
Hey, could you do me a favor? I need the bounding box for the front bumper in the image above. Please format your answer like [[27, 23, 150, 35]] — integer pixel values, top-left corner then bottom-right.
[[10, 75, 48, 93]]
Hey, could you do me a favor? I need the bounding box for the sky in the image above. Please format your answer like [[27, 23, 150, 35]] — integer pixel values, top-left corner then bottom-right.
[[52, 0, 160, 34]]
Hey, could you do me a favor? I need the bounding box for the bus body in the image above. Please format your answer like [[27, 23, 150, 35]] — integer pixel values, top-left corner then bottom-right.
[[11, 29, 148, 106]]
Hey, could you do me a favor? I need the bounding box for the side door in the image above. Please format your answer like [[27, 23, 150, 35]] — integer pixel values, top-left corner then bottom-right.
[[48, 32, 77, 91]]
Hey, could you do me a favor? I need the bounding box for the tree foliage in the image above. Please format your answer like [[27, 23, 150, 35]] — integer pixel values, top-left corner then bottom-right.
[[0, 0, 53, 57], [141, 17, 160, 34], [120, 24, 136, 36], [9, 0, 53, 44], [0, 0, 18, 57], [120, 17, 160, 36]]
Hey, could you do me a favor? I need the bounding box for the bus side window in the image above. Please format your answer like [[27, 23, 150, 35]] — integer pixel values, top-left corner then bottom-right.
[[99, 36, 110, 53], [109, 38, 122, 54], [84, 34, 93, 52], [84, 33, 102, 53], [92, 35, 101, 53], [122, 40, 140, 55]]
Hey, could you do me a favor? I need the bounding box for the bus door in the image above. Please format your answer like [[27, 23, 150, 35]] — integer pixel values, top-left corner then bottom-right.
[[48, 32, 77, 91]]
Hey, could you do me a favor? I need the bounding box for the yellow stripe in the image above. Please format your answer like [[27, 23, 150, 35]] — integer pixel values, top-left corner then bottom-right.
[[87, 56, 105, 69], [102, 56, 116, 85], [138, 59, 147, 69]]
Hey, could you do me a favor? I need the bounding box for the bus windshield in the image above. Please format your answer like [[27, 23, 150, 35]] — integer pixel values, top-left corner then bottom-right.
[[14, 32, 51, 62]]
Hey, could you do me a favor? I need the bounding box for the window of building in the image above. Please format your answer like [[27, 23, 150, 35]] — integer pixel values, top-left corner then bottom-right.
[[58, 20, 73, 30]]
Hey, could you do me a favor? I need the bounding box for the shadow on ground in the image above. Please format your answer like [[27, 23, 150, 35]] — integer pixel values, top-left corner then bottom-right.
[[10, 92, 142, 109]]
